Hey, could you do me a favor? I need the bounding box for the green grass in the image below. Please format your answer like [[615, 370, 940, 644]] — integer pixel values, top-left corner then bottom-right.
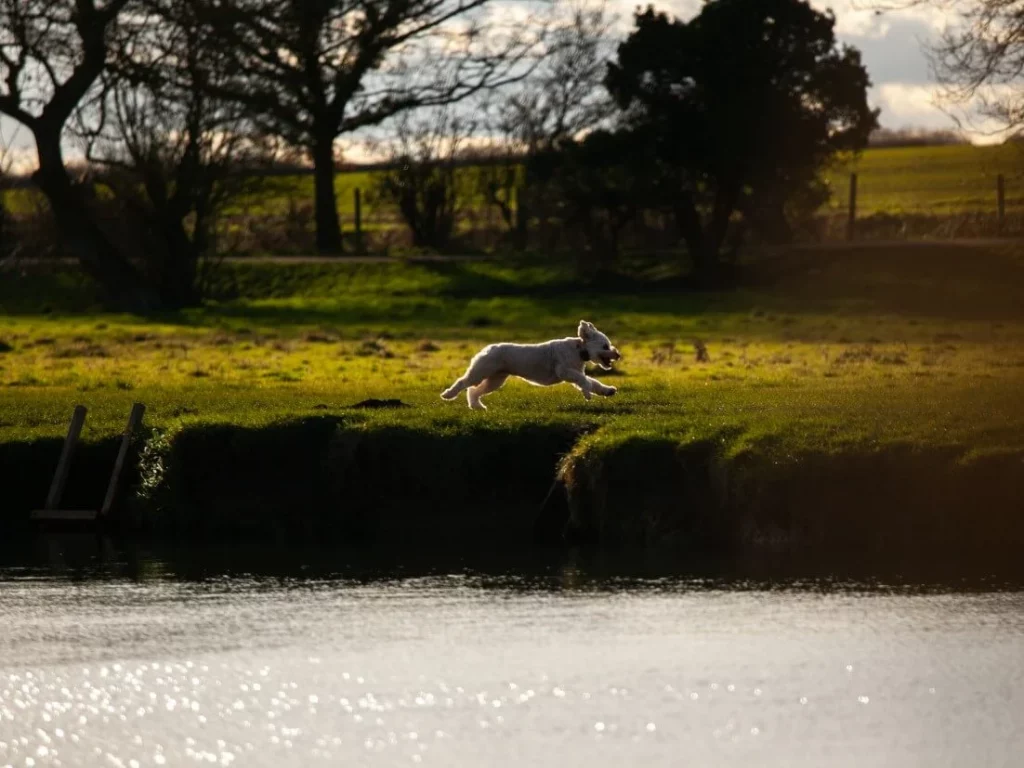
[[2, 244, 1022, 552], [824, 143, 1024, 216], [1, 244, 1022, 456]]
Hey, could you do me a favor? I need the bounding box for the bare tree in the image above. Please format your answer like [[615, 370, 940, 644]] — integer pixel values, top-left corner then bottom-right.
[[0, 0, 154, 307], [873, 1, 1024, 135], [77, 0, 269, 307], [496, 0, 614, 154], [478, 1, 615, 244], [374, 106, 475, 250], [189, 0, 541, 255]]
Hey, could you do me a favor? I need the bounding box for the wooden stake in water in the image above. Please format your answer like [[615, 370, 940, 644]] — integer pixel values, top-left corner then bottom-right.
[[100, 402, 145, 518], [44, 405, 87, 511]]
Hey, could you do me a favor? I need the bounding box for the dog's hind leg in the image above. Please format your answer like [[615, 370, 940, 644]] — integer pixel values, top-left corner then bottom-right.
[[466, 373, 508, 410], [441, 350, 495, 401]]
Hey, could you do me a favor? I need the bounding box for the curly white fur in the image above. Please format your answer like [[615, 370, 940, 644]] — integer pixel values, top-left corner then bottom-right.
[[440, 320, 622, 410]]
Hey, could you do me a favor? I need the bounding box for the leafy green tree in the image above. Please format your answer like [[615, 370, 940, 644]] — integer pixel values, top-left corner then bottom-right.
[[605, 0, 878, 283]]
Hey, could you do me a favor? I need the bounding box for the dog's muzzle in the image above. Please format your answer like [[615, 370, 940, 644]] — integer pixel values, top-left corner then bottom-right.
[[599, 349, 621, 369]]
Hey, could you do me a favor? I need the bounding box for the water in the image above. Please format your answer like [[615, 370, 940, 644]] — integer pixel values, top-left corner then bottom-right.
[[1, 539, 1023, 767]]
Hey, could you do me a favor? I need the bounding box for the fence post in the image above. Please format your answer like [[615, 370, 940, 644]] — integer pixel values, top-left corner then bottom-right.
[[846, 172, 858, 242], [515, 185, 528, 249], [997, 174, 1005, 235], [354, 187, 364, 254]]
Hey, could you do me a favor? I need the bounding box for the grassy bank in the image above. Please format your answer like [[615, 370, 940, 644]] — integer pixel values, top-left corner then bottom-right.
[[1, 244, 1022, 560]]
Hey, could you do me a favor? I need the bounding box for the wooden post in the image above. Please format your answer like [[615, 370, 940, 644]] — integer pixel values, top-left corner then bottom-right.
[[354, 188, 363, 254], [997, 174, 1005, 235], [847, 173, 858, 242], [44, 405, 87, 511], [100, 403, 145, 518], [515, 185, 528, 249]]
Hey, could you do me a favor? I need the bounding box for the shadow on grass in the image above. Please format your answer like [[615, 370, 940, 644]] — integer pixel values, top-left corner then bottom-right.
[[3, 243, 1022, 326]]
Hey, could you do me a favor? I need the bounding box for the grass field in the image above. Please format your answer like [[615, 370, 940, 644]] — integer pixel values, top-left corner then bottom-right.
[[1, 244, 1022, 450], [2, 243, 1022, 552], [825, 142, 1024, 215]]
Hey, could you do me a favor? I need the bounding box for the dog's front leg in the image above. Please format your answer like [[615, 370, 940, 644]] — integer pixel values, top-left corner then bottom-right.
[[557, 366, 594, 401], [587, 376, 617, 397]]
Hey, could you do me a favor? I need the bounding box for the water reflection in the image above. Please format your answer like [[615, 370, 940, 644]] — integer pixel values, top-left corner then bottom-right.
[[2, 532, 1022, 593], [2, 534, 1023, 767]]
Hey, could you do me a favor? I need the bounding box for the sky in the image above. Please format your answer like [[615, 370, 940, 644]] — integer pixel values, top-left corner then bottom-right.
[[0, 1, 989, 173], [640, 0, 975, 135]]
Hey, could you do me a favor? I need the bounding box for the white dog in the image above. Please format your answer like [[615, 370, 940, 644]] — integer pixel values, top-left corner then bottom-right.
[[440, 320, 622, 410]]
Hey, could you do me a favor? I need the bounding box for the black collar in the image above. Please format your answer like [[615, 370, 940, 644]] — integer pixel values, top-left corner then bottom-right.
[[579, 347, 590, 362]]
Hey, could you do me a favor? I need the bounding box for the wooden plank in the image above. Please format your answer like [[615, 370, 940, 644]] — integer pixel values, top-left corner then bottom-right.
[[30, 510, 98, 522], [43, 405, 87, 511], [100, 402, 145, 518]]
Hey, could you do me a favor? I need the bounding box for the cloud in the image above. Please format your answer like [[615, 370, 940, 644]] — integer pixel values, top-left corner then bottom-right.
[[816, 1, 951, 39], [873, 82, 1017, 143], [605, 0, 963, 131]]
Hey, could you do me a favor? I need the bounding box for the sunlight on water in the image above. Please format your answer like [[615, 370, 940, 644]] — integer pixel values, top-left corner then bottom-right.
[[1, 566, 1023, 767]]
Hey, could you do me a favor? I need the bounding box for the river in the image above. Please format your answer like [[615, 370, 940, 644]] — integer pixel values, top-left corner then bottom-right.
[[1, 537, 1022, 767]]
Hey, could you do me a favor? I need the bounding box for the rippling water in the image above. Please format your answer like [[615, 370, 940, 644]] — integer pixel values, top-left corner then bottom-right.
[[1, 538, 1023, 767]]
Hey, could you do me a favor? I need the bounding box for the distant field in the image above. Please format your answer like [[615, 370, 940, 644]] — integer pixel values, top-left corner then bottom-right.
[[4, 143, 1022, 225], [245, 143, 1024, 220], [824, 142, 1024, 216]]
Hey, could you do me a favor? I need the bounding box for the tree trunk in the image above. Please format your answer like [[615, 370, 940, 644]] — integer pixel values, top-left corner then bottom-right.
[[154, 214, 201, 309], [311, 134, 343, 254], [699, 179, 741, 287], [32, 127, 155, 310], [674, 181, 741, 288], [673, 194, 709, 282]]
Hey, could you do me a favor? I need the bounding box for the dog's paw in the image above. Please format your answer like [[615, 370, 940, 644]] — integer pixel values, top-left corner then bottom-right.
[[605, 386, 617, 396], [440, 388, 458, 401]]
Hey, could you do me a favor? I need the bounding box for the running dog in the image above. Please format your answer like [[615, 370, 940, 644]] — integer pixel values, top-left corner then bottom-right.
[[440, 320, 621, 410]]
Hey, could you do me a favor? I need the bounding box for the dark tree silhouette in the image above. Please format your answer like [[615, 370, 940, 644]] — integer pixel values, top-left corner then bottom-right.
[[77, 0, 268, 308], [606, 0, 878, 283], [190, 0, 537, 255], [0, 0, 154, 308]]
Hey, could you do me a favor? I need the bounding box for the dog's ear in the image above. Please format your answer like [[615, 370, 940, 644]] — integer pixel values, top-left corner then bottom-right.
[[578, 320, 594, 338]]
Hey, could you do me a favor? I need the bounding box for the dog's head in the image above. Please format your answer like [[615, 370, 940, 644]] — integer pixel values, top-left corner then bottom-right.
[[578, 320, 621, 370]]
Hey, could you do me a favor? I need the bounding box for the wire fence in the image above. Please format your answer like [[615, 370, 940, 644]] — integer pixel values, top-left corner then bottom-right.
[[3, 159, 1023, 260]]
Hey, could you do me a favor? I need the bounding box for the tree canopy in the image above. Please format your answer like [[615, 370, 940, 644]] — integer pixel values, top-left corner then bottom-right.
[[603, 0, 878, 281]]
